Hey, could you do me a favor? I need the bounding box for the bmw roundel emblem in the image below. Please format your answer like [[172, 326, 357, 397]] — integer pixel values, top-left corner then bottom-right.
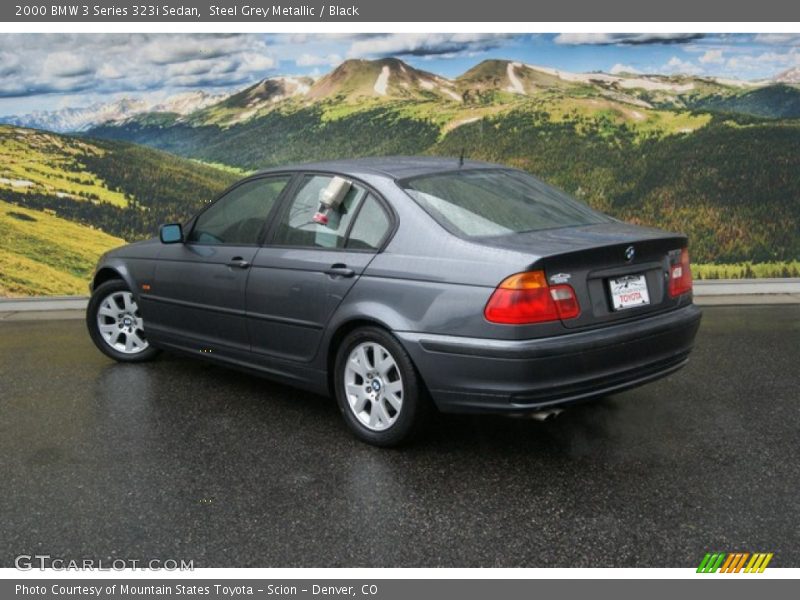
[[624, 246, 635, 261]]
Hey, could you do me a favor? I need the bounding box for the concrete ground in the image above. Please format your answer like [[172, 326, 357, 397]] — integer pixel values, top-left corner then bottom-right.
[[0, 305, 798, 567]]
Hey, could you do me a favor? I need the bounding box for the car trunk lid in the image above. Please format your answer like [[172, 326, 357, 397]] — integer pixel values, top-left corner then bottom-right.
[[480, 222, 689, 329]]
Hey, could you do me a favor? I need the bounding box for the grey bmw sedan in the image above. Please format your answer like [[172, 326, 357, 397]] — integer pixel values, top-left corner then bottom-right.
[[87, 157, 701, 446]]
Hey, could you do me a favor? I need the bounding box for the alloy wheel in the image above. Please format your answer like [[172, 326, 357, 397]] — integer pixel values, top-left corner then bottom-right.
[[95, 290, 149, 355], [343, 341, 404, 431]]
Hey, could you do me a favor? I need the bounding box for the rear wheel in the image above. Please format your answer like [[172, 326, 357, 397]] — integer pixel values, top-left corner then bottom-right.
[[86, 279, 159, 363], [334, 326, 429, 446]]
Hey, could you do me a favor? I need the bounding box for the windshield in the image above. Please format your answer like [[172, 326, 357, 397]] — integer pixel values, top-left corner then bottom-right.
[[402, 169, 609, 238]]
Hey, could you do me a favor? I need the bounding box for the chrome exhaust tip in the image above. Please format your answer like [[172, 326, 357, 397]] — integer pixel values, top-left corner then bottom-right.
[[528, 409, 563, 422]]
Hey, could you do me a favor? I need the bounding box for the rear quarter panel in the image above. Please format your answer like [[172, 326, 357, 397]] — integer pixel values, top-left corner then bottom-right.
[[327, 179, 694, 352], [323, 181, 567, 346]]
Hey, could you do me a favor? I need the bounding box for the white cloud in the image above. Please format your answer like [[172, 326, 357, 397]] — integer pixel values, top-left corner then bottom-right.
[[97, 64, 123, 79], [347, 33, 511, 58], [725, 49, 800, 73], [753, 34, 800, 45], [166, 59, 223, 78], [609, 63, 640, 75], [141, 36, 243, 65], [42, 52, 93, 78], [0, 52, 20, 77], [663, 56, 703, 75], [0, 34, 278, 99], [238, 53, 276, 72], [555, 33, 703, 45], [296, 53, 342, 67], [699, 50, 724, 64]]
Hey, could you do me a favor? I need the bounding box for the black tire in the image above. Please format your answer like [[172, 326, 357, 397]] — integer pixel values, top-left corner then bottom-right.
[[86, 279, 160, 363], [334, 326, 430, 447]]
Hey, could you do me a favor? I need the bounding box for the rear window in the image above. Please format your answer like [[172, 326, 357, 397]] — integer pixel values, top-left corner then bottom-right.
[[401, 169, 608, 238]]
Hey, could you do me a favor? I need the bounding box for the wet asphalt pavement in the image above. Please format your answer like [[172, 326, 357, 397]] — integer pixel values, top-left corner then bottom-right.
[[0, 305, 798, 568]]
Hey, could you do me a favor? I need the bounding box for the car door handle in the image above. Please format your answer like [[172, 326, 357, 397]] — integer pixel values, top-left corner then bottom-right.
[[324, 264, 356, 278], [227, 257, 251, 269]]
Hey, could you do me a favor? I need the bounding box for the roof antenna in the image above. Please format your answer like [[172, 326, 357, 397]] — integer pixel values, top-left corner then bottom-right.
[[458, 149, 465, 168]]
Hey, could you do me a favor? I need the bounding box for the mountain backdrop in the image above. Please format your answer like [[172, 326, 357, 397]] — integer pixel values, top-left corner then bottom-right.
[[2, 57, 800, 296]]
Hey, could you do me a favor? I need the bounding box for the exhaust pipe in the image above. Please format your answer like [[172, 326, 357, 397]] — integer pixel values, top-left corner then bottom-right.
[[528, 409, 563, 422]]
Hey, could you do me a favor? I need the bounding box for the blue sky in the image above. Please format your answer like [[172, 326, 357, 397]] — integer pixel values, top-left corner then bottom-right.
[[0, 33, 799, 116]]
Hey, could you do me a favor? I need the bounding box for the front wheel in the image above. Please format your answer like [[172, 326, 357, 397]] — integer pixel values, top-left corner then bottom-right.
[[86, 279, 160, 363], [334, 326, 430, 446]]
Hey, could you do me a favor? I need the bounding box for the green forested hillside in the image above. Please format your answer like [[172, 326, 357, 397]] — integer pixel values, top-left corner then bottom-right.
[[0, 199, 125, 296], [0, 125, 237, 295], [88, 90, 800, 266], [0, 126, 237, 240], [89, 105, 441, 170], [689, 85, 800, 119], [3, 58, 800, 297], [433, 110, 800, 263]]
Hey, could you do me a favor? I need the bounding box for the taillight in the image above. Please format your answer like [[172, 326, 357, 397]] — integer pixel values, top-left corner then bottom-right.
[[484, 271, 580, 324], [668, 247, 693, 298]]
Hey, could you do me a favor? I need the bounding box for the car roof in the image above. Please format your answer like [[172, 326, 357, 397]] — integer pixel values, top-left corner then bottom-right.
[[254, 156, 503, 180]]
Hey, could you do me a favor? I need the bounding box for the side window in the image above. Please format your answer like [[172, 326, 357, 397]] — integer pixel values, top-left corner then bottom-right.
[[273, 175, 366, 249], [188, 176, 290, 245], [347, 194, 391, 250]]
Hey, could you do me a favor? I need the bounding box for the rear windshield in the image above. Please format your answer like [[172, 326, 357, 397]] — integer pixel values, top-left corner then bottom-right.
[[401, 169, 608, 238]]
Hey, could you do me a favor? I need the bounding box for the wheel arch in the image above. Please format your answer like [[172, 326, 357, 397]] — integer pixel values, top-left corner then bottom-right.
[[91, 263, 137, 296], [92, 267, 124, 290], [325, 318, 390, 396], [324, 314, 433, 401]]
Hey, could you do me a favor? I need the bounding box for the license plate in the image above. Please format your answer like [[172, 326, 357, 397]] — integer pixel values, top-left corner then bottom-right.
[[609, 274, 650, 310]]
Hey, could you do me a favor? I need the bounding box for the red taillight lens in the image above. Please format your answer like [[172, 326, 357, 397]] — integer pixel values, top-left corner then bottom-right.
[[549, 284, 581, 319], [484, 271, 580, 324], [668, 247, 693, 298]]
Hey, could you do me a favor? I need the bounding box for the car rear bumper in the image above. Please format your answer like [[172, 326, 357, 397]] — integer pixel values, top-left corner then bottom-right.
[[396, 303, 702, 413]]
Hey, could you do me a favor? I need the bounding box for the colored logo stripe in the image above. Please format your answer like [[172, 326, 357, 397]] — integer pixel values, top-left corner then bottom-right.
[[697, 553, 725, 573], [745, 553, 773, 573], [720, 553, 749, 573], [698, 552, 773, 573]]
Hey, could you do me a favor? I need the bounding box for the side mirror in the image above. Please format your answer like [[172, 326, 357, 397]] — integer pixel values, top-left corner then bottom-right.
[[159, 223, 183, 244]]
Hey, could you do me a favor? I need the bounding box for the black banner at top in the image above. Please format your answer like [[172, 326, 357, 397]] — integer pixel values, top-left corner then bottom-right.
[[3, 0, 800, 22]]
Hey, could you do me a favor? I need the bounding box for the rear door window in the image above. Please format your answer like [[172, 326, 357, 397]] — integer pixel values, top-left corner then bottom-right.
[[346, 194, 391, 250], [273, 175, 366, 249]]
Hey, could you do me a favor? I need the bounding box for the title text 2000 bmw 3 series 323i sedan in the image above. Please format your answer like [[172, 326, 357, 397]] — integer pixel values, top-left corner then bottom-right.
[[87, 157, 701, 446]]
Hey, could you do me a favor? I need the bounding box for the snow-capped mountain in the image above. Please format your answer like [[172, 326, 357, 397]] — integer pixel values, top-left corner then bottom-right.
[[773, 67, 800, 84], [306, 58, 459, 102], [2, 58, 791, 134], [1, 98, 148, 133], [149, 90, 231, 115], [0, 90, 230, 132]]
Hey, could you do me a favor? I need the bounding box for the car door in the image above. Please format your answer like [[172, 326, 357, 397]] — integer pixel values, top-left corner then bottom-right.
[[143, 174, 293, 353], [246, 174, 394, 362]]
